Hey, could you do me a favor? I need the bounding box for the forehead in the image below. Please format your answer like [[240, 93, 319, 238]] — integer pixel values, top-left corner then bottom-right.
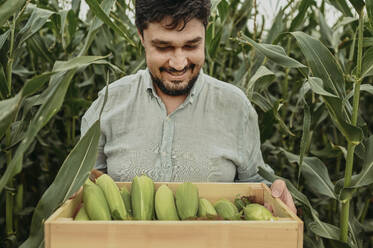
[[143, 18, 205, 44]]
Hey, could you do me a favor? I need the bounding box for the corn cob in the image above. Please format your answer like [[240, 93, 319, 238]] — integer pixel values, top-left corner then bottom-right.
[[243, 203, 274, 220], [198, 198, 217, 217], [120, 185, 132, 216], [175, 182, 199, 220], [96, 174, 128, 220], [131, 175, 155, 220], [83, 179, 111, 220], [214, 199, 241, 220], [74, 205, 90, 220], [155, 185, 180, 220]]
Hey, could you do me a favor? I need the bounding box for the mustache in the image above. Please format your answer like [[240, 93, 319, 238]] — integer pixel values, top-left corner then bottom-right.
[[160, 64, 195, 73]]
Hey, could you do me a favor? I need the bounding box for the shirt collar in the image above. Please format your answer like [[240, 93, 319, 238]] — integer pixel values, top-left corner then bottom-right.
[[144, 67, 204, 104]]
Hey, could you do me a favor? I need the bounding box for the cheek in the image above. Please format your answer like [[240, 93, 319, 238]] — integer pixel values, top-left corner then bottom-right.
[[189, 48, 205, 65], [146, 50, 168, 68]]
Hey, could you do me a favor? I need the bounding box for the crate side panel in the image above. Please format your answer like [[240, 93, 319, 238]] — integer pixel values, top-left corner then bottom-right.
[[49, 221, 299, 248]]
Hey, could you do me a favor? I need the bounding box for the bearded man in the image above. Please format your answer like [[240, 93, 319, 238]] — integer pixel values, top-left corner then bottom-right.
[[81, 0, 297, 214]]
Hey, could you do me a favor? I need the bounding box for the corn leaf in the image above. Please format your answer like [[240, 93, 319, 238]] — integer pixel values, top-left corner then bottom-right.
[[291, 32, 363, 144], [347, 0, 365, 14], [251, 92, 273, 112], [258, 167, 352, 246], [265, 9, 284, 43], [291, 32, 345, 97], [333, 17, 358, 31], [85, 0, 136, 47], [0, 0, 26, 27], [337, 136, 373, 201], [307, 77, 338, 97], [208, 27, 223, 59], [53, 55, 107, 72], [346, 84, 373, 100], [326, 0, 353, 17], [0, 63, 8, 98], [367, 0, 373, 27], [0, 92, 22, 140], [0, 56, 108, 193], [211, 0, 222, 14], [281, 149, 337, 199], [318, 10, 333, 47], [70, 0, 80, 13], [16, 5, 55, 46], [234, 0, 253, 28], [26, 35, 54, 63], [0, 70, 54, 140], [323, 96, 363, 144], [58, 10, 69, 49], [363, 37, 373, 47], [237, 33, 307, 68], [0, 29, 10, 50], [22, 72, 55, 97], [289, 0, 314, 32], [79, 0, 117, 56], [217, 0, 229, 23], [308, 221, 354, 247], [273, 101, 295, 137], [246, 65, 275, 96], [361, 47, 373, 78], [298, 103, 311, 185], [20, 119, 102, 248]]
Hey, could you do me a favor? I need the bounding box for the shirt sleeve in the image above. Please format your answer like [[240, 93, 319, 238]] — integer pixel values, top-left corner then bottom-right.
[[235, 99, 274, 185], [80, 93, 107, 172]]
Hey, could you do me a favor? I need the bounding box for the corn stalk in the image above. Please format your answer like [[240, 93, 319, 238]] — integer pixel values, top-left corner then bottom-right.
[[340, 9, 365, 243]]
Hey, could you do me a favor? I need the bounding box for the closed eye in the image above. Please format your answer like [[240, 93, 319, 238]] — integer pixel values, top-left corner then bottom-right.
[[184, 45, 198, 49], [156, 46, 172, 51]]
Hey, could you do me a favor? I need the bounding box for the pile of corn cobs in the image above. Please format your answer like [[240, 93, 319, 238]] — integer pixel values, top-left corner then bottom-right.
[[74, 172, 275, 221]]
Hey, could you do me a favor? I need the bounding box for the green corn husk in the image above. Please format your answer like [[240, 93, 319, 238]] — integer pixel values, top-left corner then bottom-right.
[[83, 179, 111, 220], [120, 185, 132, 216], [243, 203, 274, 221], [74, 205, 90, 221], [131, 175, 155, 220], [175, 182, 199, 220], [96, 174, 128, 220], [155, 185, 180, 220], [198, 198, 217, 217], [214, 199, 241, 220]]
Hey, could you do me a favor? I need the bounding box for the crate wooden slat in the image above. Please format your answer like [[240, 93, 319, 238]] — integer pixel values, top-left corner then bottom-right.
[[45, 182, 303, 248]]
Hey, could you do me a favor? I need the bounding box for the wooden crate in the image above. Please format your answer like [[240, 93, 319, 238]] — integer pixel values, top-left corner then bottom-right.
[[45, 182, 303, 248]]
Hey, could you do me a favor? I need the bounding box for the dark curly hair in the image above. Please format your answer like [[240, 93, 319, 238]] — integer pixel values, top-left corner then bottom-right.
[[135, 0, 211, 36]]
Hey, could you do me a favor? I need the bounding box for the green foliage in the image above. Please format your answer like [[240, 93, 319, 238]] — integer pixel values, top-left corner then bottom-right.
[[0, 0, 372, 248]]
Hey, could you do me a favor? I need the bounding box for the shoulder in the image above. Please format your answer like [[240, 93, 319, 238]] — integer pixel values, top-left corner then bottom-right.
[[82, 70, 145, 120], [202, 73, 256, 118]]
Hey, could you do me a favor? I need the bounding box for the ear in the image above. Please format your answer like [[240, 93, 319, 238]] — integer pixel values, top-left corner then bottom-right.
[[137, 29, 144, 46]]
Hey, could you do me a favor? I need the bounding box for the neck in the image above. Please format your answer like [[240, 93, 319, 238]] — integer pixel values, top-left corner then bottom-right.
[[153, 83, 188, 115]]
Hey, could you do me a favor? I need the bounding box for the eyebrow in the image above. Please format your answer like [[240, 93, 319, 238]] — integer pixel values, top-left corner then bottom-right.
[[151, 37, 203, 46]]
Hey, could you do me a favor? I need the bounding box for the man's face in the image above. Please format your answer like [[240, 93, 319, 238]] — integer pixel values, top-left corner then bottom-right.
[[139, 17, 205, 96]]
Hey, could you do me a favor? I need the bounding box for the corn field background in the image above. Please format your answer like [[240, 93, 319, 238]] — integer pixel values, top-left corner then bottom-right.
[[0, 0, 372, 247]]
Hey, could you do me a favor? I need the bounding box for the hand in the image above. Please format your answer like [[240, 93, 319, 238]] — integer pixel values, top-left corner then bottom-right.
[[269, 179, 297, 215]]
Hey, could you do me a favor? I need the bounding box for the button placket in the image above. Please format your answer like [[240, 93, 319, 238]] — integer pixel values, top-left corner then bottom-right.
[[159, 117, 174, 181]]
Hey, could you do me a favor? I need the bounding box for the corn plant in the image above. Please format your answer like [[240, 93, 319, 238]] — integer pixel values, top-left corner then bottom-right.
[[234, 0, 373, 247]]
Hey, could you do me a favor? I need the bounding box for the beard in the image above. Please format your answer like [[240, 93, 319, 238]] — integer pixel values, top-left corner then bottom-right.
[[150, 64, 199, 96]]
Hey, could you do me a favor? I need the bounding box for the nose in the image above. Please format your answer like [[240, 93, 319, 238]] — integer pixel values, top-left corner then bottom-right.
[[169, 49, 188, 71]]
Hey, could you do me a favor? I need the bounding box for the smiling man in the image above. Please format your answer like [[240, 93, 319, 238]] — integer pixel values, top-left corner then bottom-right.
[[81, 0, 297, 214]]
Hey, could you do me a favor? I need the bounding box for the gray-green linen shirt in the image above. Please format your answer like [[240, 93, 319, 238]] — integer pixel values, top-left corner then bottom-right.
[[80, 68, 274, 183]]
